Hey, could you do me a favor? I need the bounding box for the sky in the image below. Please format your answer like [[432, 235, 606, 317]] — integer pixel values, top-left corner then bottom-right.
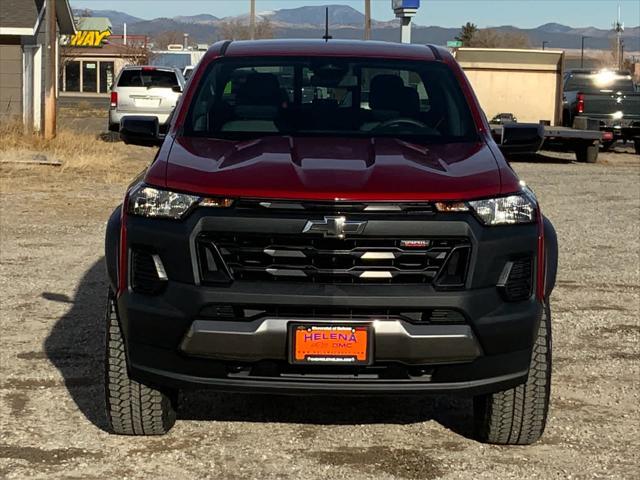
[[70, 0, 640, 29]]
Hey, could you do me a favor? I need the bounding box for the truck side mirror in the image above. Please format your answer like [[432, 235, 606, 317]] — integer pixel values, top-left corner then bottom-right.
[[120, 116, 164, 147], [172, 85, 183, 93], [494, 123, 545, 155]]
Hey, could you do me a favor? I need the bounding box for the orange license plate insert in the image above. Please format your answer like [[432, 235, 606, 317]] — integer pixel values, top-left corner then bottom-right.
[[290, 324, 371, 365]]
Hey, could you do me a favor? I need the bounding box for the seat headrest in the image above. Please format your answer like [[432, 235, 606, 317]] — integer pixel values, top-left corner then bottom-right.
[[236, 73, 282, 106], [369, 75, 405, 110], [398, 87, 420, 117]]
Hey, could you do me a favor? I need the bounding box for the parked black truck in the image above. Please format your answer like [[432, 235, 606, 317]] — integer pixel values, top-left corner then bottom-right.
[[563, 69, 640, 153]]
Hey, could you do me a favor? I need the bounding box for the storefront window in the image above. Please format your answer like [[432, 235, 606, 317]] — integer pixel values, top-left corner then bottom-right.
[[83, 61, 98, 92], [65, 61, 81, 92], [99, 62, 115, 93]]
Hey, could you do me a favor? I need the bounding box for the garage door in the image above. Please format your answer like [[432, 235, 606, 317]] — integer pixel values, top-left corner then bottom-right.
[[0, 44, 23, 122]]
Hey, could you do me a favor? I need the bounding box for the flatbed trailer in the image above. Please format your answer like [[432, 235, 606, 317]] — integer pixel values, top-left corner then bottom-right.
[[491, 122, 602, 163]]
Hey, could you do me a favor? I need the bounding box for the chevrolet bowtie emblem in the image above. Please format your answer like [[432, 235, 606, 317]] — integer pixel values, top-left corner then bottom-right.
[[302, 216, 367, 239]]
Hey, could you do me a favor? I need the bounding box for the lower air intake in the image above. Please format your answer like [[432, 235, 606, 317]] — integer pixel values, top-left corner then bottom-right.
[[131, 249, 166, 295], [499, 257, 533, 302]]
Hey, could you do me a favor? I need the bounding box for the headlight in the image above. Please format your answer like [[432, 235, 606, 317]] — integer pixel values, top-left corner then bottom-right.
[[467, 193, 537, 225], [127, 185, 233, 219]]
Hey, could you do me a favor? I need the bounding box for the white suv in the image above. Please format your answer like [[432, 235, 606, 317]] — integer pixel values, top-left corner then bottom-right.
[[109, 66, 185, 133]]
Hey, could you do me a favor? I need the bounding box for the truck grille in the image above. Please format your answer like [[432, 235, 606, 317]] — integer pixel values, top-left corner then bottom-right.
[[197, 234, 470, 285]]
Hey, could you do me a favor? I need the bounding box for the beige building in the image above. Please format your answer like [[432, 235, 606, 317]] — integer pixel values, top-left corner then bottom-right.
[[455, 48, 565, 126]]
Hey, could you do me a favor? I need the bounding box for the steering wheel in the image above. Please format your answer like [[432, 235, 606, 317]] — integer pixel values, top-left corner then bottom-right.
[[371, 118, 428, 132]]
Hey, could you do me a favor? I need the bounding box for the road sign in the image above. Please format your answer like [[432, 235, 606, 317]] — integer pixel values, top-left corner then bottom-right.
[[447, 40, 463, 48]]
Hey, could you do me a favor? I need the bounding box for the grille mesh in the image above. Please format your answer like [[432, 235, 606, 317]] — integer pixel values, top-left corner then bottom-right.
[[198, 304, 466, 324]]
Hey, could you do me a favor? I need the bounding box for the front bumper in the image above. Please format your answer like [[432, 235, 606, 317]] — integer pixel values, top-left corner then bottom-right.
[[181, 318, 480, 365], [117, 281, 541, 395], [112, 207, 545, 395]]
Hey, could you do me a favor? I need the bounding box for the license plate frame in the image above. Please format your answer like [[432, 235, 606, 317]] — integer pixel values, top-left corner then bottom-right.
[[288, 323, 373, 366], [133, 97, 161, 108]]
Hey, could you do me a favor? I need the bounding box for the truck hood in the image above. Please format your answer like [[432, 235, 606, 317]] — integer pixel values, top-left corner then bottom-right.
[[162, 136, 503, 201]]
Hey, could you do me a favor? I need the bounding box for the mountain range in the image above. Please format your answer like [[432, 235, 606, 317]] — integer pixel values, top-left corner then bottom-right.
[[72, 5, 640, 52]]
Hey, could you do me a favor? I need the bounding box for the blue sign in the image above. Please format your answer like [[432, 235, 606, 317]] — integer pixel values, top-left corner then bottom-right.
[[393, 0, 421, 10]]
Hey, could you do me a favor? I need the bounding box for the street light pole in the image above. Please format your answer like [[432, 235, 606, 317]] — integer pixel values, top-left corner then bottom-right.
[[249, 0, 256, 40]]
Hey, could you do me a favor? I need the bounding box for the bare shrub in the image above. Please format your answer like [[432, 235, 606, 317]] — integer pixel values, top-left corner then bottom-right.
[[218, 18, 274, 40], [469, 29, 531, 49]]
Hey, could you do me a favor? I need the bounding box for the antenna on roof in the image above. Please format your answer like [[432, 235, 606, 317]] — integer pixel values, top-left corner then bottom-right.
[[322, 7, 332, 42]]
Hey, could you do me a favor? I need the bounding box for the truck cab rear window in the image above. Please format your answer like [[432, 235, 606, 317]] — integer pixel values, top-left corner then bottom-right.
[[118, 69, 179, 88]]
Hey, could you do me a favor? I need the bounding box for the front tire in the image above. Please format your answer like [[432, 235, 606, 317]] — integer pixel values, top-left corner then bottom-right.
[[473, 303, 552, 445], [104, 291, 176, 435]]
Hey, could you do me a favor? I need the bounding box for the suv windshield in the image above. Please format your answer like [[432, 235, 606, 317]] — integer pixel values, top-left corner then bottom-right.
[[185, 57, 478, 144], [118, 68, 179, 88]]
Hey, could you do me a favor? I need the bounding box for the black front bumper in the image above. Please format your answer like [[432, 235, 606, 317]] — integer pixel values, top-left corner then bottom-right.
[[108, 206, 550, 395]]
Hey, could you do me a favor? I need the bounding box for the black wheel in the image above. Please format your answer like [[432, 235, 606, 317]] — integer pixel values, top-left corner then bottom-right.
[[600, 140, 615, 152], [473, 303, 552, 445], [575, 144, 598, 163], [634, 138, 640, 155], [104, 291, 176, 435]]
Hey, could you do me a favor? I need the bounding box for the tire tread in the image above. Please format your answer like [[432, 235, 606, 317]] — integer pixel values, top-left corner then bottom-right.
[[104, 292, 176, 435], [474, 303, 552, 445]]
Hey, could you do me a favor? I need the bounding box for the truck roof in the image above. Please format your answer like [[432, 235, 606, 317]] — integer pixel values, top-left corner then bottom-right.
[[205, 39, 440, 62]]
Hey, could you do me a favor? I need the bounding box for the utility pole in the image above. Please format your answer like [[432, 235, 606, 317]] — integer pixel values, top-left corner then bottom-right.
[[581, 36, 589, 68], [249, 0, 256, 40], [613, 3, 624, 70], [44, 0, 57, 139], [364, 0, 371, 40]]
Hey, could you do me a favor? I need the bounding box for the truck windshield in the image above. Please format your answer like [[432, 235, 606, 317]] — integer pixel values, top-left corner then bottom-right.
[[184, 57, 478, 144], [565, 71, 635, 93]]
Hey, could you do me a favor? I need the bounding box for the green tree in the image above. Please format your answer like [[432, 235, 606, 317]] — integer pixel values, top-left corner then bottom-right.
[[456, 22, 478, 46]]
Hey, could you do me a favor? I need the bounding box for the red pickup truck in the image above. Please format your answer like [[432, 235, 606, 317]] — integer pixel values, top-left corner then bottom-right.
[[105, 40, 558, 445]]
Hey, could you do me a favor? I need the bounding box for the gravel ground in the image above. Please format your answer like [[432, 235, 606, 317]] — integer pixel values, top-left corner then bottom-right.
[[1, 141, 639, 479]]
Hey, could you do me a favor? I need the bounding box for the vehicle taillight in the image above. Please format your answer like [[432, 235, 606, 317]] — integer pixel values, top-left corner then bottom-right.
[[110, 91, 118, 108], [577, 93, 585, 114]]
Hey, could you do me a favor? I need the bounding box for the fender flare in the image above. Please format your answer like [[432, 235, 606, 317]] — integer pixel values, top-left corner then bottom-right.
[[105, 206, 122, 292], [543, 216, 558, 298]]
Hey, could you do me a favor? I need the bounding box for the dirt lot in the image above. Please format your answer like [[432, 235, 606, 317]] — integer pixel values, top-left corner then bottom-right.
[[1, 120, 639, 479]]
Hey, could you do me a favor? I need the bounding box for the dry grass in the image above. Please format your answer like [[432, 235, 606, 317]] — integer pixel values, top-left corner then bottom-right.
[[0, 121, 155, 184], [58, 105, 106, 119]]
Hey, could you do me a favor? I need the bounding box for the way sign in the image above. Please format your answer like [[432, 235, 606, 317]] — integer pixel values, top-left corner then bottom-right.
[[447, 40, 463, 48]]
